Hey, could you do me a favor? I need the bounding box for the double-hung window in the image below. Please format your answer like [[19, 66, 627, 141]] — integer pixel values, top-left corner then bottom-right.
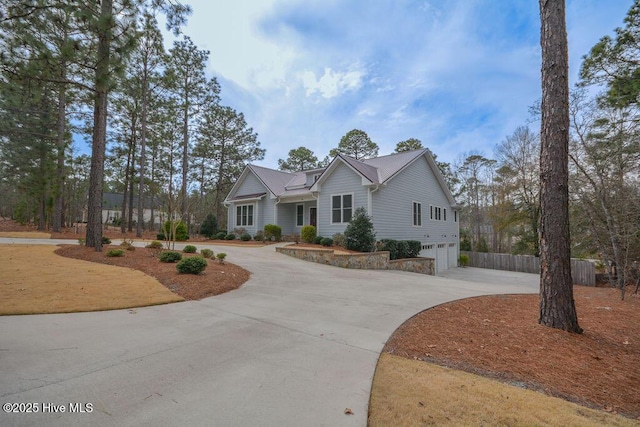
[[296, 204, 304, 227], [413, 202, 422, 226], [331, 194, 352, 223], [236, 204, 254, 227]]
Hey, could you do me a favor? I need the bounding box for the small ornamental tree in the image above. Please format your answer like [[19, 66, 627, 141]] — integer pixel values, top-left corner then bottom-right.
[[344, 207, 376, 252]]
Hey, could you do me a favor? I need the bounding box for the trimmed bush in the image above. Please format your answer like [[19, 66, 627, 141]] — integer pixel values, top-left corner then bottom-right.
[[406, 240, 421, 258], [216, 252, 227, 263], [254, 230, 265, 241], [146, 240, 163, 249], [344, 207, 376, 252], [240, 233, 252, 241], [102, 236, 112, 244], [301, 225, 316, 243], [183, 245, 197, 253], [225, 233, 236, 240], [201, 248, 214, 259], [159, 251, 182, 263], [176, 256, 207, 274], [215, 231, 227, 240], [459, 253, 470, 267], [314, 235, 324, 244], [106, 249, 124, 257], [264, 224, 282, 242], [396, 240, 410, 259], [379, 239, 398, 260], [332, 233, 345, 247], [320, 237, 333, 247]]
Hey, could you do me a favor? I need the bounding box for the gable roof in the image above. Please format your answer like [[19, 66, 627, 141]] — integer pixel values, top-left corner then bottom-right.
[[227, 148, 458, 206]]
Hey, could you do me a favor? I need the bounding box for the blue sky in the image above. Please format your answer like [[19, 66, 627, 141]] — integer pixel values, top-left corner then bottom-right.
[[160, 0, 632, 168]]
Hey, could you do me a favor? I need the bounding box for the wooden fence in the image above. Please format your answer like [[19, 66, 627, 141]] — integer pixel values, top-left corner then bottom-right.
[[461, 251, 595, 286]]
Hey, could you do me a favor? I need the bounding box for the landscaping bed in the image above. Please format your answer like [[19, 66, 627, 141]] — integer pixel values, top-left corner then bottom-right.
[[55, 245, 250, 300]]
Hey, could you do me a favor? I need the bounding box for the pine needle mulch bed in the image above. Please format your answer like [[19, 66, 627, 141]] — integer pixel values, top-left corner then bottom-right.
[[55, 245, 250, 301], [372, 286, 640, 424]]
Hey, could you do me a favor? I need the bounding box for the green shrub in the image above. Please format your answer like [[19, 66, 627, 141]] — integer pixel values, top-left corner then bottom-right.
[[332, 233, 346, 247], [120, 240, 135, 251], [102, 236, 112, 244], [216, 252, 227, 263], [106, 249, 124, 257], [379, 239, 398, 260], [201, 248, 214, 259], [301, 225, 316, 243], [458, 253, 470, 267], [396, 240, 410, 259], [320, 237, 333, 247], [183, 245, 197, 253], [215, 231, 228, 240], [176, 256, 207, 274], [159, 251, 182, 263], [225, 233, 236, 240], [156, 233, 165, 240], [344, 207, 376, 252], [77, 237, 85, 246], [254, 230, 265, 241], [264, 224, 282, 242], [314, 235, 324, 244], [146, 240, 163, 249], [162, 220, 188, 241], [200, 213, 218, 238], [240, 233, 252, 241], [406, 240, 421, 258]]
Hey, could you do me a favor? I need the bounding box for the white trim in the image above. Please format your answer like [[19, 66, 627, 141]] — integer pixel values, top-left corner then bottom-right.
[[235, 203, 255, 227], [330, 192, 354, 224], [412, 201, 422, 227]]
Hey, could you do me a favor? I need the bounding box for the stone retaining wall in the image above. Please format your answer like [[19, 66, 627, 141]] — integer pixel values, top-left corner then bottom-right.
[[276, 246, 434, 275]]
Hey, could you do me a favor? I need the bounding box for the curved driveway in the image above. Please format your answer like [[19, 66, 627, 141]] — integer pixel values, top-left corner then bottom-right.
[[0, 239, 538, 426]]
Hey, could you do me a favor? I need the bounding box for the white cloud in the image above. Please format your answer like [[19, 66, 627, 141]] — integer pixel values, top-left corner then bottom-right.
[[300, 66, 365, 98]]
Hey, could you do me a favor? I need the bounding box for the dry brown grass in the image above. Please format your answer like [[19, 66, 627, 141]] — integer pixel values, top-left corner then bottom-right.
[[0, 231, 52, 238], [370, 353, 638, 427], [0, 244, 183, 315]]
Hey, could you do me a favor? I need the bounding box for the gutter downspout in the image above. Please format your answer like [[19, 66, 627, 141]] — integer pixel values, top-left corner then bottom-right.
[[368, 185, 380, 215]]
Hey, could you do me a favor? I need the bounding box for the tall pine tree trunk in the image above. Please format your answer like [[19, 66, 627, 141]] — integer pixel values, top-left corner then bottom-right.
[[538, 0, 581, 333], [53, 64, 66, 233], [86, 0, 112, 252], [137, 69, 148, 237]]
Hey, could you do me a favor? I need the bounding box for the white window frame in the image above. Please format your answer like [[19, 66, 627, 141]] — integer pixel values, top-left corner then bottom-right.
[[412, 201, 422, 227], [330, 193, 354, 224], [235, 203, 254, 227], [296, 204, 304, 227], [431, 205, 443, 221]]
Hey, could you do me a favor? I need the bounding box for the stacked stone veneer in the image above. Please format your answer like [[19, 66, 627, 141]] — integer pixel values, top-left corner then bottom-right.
[[276, 246, 434, 275]]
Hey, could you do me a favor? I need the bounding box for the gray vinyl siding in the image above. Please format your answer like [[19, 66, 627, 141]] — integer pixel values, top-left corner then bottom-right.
[[277, 201, 317, 235], [371, 156, 458, 244], [228, 172, 274, 235], [317, 162, 369, 237]]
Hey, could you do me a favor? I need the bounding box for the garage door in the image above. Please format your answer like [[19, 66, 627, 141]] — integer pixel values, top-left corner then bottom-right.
[[448, 243, 457, 268], [419, 244, 435, 260], [437, 243, 448, 273]]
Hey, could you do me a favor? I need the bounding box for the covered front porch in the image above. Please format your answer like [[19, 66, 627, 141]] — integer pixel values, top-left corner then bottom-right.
[[276, 197, 317, 236]]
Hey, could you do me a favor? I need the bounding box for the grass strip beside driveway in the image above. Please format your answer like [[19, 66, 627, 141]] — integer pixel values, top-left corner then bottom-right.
[[1, 244, 183, 315]]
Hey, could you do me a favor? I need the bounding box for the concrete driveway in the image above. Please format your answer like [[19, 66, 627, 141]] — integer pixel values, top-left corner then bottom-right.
[[0, 240, 538, 426]]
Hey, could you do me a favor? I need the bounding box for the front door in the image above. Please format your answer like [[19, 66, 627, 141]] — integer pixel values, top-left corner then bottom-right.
[[309, 207, 317, 227]]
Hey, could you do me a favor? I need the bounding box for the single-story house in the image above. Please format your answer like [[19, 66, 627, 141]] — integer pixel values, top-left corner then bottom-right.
[[224, 148, 460, 272], [79, 192, 163, 228]]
